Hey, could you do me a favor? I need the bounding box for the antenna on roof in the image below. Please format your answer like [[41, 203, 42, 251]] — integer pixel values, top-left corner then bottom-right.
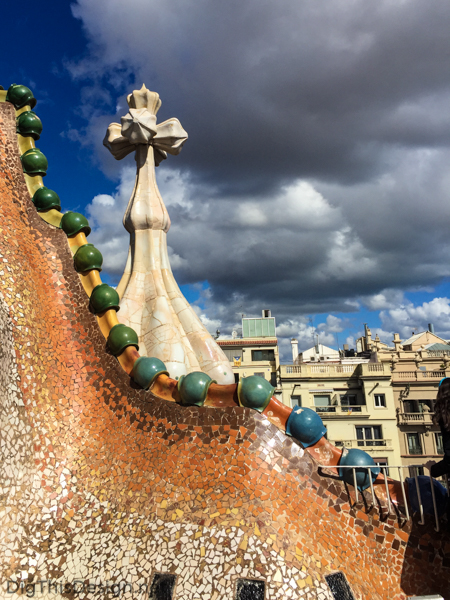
[[308, 316, 315, 345]]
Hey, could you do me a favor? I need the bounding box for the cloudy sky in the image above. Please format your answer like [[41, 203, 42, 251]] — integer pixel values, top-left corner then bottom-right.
[[3, 0, 450, 360]]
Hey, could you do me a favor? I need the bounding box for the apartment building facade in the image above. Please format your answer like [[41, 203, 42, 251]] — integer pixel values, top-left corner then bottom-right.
[[372, 328, 450, 473], [218, 313, 449, 471], [279, 361, 402, 467]]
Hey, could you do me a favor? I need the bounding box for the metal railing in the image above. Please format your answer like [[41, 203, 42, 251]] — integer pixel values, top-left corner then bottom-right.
[[314, 405, 367, 417], [333, 439, 393, 449], [397, 412, 433, 426], [318, 463, 449, 533]]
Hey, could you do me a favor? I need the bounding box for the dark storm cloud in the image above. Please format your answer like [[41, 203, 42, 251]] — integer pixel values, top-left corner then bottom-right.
[[69, 0, 450, 189], [69, 0, 450, 338]]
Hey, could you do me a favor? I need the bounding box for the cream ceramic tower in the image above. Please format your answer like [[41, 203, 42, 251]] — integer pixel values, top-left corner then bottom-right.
[[103, 85, 234, 383]]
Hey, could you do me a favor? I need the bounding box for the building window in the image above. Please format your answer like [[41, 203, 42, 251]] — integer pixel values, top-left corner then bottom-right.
[[409, 466, 425, 477], [235, 579, 265, 600], [223, 348, 243, 361], [254, 372, 265, 378], [374, 457, 389, 476], [435, 433, 444, 455], [356, 425, 383, 446], [340, 394, 363, 412], [252, 349, 275, 361], [291, 395, 301, 408], [407, 433, 423, 455], [149, 574, 176, 600], [374, 394, 386, 408], [314, 395, 334, 412], [404, 400, 417, 414]]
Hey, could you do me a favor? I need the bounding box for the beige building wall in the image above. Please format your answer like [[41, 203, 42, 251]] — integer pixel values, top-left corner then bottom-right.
[[377, 340, 447, 472], [217, 337, 279, 387]]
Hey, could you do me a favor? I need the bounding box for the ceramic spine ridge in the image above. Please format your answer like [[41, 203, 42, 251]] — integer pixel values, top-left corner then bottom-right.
[[1, 83, 141, 377], [1, 83, 366, 488]]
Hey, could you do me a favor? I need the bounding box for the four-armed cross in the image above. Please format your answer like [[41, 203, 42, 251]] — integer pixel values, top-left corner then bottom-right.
[[102, 85, 233, 383]]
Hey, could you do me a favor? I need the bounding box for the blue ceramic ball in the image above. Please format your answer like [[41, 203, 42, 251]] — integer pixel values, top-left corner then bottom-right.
[[285, 406, 326, 448], [338, 448, 380, 491]]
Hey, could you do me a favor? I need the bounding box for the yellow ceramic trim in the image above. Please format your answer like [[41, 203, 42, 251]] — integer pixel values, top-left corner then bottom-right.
[[23, 172, 44, 196], [0, 90, 7, 102], [18, 133, 35, 155], [39, 209, 63, 228], [97, 308, 120, 339], [68, 231, 88, 255], [16, 104, 32, 116], [118, 346, 141, 374]]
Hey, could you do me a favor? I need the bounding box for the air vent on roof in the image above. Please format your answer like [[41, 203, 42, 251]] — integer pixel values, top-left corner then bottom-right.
[[149, 574, 176, 600], [235, 579, 265, 600], [325, 572, 355, 600]]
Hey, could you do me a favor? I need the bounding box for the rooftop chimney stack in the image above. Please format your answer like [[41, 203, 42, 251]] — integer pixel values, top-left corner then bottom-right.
[[364, 323, 372, 350], [393, 333, 401, 352], [428, 323, 435, 334], [291, 338, 299, 363]]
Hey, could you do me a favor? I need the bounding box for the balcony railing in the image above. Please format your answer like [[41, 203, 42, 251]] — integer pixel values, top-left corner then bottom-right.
[[314, 405, 368, 417], [397, 412, 434, 426], [280, 362, 391, 378], [333, 439, 393, 449], [408, 446, 423, 455], [392, 370, 446, 382]]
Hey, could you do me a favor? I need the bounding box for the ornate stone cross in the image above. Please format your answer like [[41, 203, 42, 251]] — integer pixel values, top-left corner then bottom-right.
[[103, 85, 233, 383]]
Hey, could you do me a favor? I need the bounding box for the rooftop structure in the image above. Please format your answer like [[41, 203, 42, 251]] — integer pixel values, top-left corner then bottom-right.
[[217, 311, 279, 387]]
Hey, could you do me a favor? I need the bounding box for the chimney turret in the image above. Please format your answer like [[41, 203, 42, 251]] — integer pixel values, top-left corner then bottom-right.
[[291, 338, 299, 363]]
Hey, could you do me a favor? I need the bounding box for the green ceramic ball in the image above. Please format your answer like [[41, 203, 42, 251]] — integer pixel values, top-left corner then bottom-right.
[[89, 284, 120, 314], [60, 212, 91, 237], [20, 148, 48, 176], [178, 371, 216, 406], [73, 244, 103, 274], [237, 375, 274, 412], [6, 84, 36, 109], [16, 111, 42, 140], [32, 187, 61, 212], [107, 324, 139, 356]]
